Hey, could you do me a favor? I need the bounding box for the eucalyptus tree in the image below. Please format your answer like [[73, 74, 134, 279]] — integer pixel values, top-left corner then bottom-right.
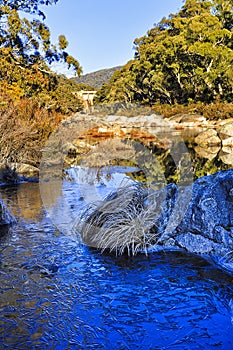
[[0, 0, 83, 111], [0, 0, 81, 73], [101, 0, 233, 105]]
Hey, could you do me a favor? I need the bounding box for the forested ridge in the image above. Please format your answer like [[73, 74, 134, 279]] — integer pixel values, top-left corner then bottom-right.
[[74, 66, 122, 89]]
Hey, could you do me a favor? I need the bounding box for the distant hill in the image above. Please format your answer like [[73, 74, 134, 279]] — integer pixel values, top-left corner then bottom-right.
[[74, 66, 122, 90]]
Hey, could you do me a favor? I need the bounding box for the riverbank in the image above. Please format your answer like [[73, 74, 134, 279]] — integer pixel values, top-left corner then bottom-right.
[[1, 100, 233, 179]]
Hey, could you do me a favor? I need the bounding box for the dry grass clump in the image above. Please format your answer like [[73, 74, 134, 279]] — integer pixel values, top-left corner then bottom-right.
[[0, 165, 19, 185], [77, 184, 161, 255]]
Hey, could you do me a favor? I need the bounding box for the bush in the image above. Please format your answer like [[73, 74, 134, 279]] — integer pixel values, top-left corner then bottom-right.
[[0, 97, 63, 168], [153, 101, 233, 120]]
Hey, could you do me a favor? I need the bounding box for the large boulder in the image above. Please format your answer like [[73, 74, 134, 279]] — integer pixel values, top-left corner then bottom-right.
[[77, 168, 233, 272], [219, 122, 233, 147], [156, 169, 233, 271], [219, 148, 233, 165], [171, 170, 233, 252]]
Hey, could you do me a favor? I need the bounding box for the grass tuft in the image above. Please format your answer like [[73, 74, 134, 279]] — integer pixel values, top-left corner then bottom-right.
[[77, 184, 161, 256]]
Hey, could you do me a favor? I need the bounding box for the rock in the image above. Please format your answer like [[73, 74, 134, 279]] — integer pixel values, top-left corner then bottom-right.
[[219, 121, 233, 138], [219, 148, 233, 165], [219, 122, 233, 147], [175, 170, 233, 241], [158, 169, 233, 271], [194, 129, 221, 147], [15, 163, 39, 177], [76, 168, 233, 272], [168, 114, 184, 123], [179, 114, 207, 125], [222, 137, 233, 147], [176, 233, 214, 254], [0, 199, 15, 225], [169, 114, 207, 127]]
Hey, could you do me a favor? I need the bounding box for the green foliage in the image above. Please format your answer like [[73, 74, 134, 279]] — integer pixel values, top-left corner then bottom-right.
[[0, 0, 85, 168], [96, 62, 136, 103], [0, 0, 84, 114], [0, 0, 81, 74], [99, 0, 233, 105]]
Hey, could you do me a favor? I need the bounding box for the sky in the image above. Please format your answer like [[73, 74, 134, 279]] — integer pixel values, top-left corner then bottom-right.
[[41, 0, 183, 76]]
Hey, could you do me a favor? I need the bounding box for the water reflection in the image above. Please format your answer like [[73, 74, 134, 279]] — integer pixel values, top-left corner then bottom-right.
[[61, 127, 233, 183], [1, 183, 43, 220], [194, 145, 220, 161]]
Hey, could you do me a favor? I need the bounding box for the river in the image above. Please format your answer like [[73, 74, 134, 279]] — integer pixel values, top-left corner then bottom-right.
[[1, 164, 233, 349]]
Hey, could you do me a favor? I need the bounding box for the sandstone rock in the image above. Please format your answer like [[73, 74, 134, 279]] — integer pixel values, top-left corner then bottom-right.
[[218, 122, 233, 147], [15, 163, 39, 177], [168, 114, 184, 123], [219, 121, 233, 138], [194, 128, 221, 146], [222, 137, 233, 147], [169, 113, 207, 126], [219, 148, 233, 165], [180, 114, 207, 125]]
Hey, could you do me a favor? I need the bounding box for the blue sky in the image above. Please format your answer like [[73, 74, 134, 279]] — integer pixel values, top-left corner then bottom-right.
[[41, 0, 183, 75]]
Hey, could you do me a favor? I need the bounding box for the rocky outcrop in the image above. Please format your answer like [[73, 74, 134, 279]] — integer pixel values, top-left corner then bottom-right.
[[78, 169, 233, 273], [157, 169, 233, 272], [160, 169, 233, 258]]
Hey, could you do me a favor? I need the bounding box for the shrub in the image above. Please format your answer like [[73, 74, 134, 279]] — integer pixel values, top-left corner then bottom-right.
[[153, 101, 233, 120], [0, 97, 63, 168]]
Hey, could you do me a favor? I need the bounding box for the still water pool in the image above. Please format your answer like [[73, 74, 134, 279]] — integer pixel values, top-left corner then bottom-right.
[[1, 176, 233, 349]]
